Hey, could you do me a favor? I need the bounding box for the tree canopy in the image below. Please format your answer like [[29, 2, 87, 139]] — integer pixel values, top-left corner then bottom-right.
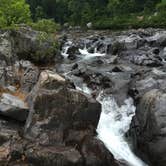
[[25, 0, 162, 25], [0, 0, 31, 27], [0, 0, 166, 30]]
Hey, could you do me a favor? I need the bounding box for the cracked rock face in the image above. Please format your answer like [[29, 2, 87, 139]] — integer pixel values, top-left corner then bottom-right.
[[130, 89, 166, 166]]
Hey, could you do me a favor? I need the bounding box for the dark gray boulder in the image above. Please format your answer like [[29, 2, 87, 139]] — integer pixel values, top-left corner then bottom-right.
[[0, 93, 29, 122], [130, 89, 166, 166], [0, 28, 59, 65]]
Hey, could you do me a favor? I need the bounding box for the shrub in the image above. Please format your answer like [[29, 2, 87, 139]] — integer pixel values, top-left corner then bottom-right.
[[0, 0, 31, 26], [32, 31, 59, 64], [29, 19, 60, 33], [0, 11, 7, 28]]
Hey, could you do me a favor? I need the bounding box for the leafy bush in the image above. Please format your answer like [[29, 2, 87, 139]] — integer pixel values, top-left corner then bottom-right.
[[93, 11, 166, 30], [31, 31, 59, 64], [156, 0, 166, 12], [0, 0, 31, 26], [29, 19, 60, 33], [0, 11, 7, 28]]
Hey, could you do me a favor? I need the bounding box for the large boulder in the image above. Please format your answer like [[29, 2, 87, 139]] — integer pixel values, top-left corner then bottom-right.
[[0, 70, 118, 166], [130, 89, 166, 166], [9, 70, 117, 166], [0, 28, 59, 65], [0, 118, 23, 165], [0, 32, 13, 63], [25, 70, 101, 142], [0, 93, 29, 122], [146, 31, 166, 47]]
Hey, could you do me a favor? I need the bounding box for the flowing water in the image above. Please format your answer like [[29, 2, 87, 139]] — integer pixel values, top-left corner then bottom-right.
[[96, 93, 148, 166], [62, 43, 148, 166]]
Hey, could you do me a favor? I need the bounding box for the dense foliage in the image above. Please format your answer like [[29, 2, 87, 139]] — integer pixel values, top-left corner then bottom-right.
[[0, 0, 31, 27], [28, 19, 60, 33], [25, 0, 166, 29], [0, 0, 166, 30]]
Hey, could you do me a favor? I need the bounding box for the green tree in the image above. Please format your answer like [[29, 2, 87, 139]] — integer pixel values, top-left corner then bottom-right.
[[156, 0, 166, 11], [107, 0, 135, 15], [0, 10, 7, 27], [0, 0, 31, 26], [35, 6, 45, 20]]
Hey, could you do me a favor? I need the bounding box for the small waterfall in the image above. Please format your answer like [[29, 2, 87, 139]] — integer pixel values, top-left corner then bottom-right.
[[61, 46, 70, 58], [61, 41, 72, 58], [62, 41, 148, 166], [79, 48, 105, 59], [96, 94, 148, 166], [75, 83, 148, 166]]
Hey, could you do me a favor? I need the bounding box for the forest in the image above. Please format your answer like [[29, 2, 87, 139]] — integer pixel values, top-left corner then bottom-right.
[[0, 0, 166, 30]]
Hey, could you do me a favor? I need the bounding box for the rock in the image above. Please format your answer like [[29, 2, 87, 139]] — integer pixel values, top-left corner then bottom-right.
[[0, 32, 13, 63], [63, 22, 69, 29], [24, 70, 101, 141], [109, 41, 125, 55], [82, 137, 118, 166], [159, 47, 166, 61], [9, 70, 118, 166], [0, 117, 23, 165], [0, 70, 118, 166], [87, 22, 92, 29], [67, 46, 78, 60], [152, 47, 160, 55], [130, 89, 166, 166], [0, 28, 59, 65], [146, 31, 166, 47], [20, 65, 39, 93], [120, 34, 145, 49], [0, 93, 29, 122], [121, 49, 163, 67], [11, 144, 83, 166], [112, 66, 123, 72], [6, 86, 17, 93]]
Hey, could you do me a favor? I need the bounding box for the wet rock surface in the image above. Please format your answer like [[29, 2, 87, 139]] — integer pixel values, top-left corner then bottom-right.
[[0, 28, 166, 165], [0, 27, 59, 65], [59, 28, 166, 166]]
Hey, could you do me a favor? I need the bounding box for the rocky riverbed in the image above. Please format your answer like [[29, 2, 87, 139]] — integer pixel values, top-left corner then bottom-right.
[[0, 27, 166, 166]]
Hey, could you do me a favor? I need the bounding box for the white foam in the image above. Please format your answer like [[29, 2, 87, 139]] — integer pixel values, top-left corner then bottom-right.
[[76, 84, 92, 95], [61, 41, 73, 58], [79, 48, 105, 59], [61, 46, 70, 58], [96, 94, 148, 166]]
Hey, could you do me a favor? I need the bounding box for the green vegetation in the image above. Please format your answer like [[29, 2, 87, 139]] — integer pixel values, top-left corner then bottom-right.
[[0, 0, 166, 31], [25, 0, 166, 29], [29, 19, 60, 33], [0, 0, 31, 27]]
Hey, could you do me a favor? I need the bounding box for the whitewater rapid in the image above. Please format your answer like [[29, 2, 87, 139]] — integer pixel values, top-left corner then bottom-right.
[[96, 94, 147, 166], [62, 44, 148, 166]]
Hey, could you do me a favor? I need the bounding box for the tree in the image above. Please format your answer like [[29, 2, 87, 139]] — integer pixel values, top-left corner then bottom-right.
[[0, 0, 31, 26], [35, 6, 45, 20], [107, 0, 136, 15], [0, 10, 6, 27]]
